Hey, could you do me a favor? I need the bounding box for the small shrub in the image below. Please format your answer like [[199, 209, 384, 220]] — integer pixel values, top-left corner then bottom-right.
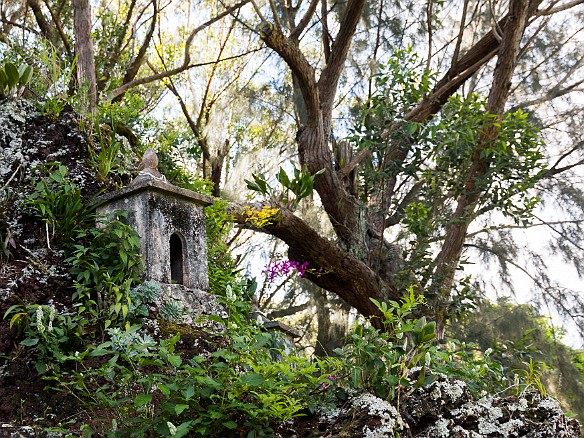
[[26, 164, 95, 250], [57, 303, 340, 437], [333, 288, 438, 405], [66, 211, 143, 329], [4, 301, 84, 374]]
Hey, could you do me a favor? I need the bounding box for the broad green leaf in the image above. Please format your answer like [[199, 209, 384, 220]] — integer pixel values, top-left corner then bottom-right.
[[134, 393, 152, 407], [4, 63, 19, 87], [9, 312, 27, 329], [276, 167, 290, 188], [167, 354, 182, 367], [182, 385, 195, 400], [158, 383, 170, 397], [19, 65, 33, 86], [174, 404, 189, 415], [239, 373, 265, 387], [20, 338, 39, 346], [222, 421, 238, 429]]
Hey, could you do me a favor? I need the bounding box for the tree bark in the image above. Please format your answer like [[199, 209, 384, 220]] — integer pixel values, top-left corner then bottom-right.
[[73, 0, 97, 113], [116, 0, 158, 100], [260, 0, 366, 247]]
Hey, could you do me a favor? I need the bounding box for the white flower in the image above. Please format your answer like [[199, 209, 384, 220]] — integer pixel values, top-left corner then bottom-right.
[[48, 305, 55, 321], [36, 306, 45, 333], [255, 315, 264, 327], [485, 348, 493, 357], [395, 322, 403, 339], [425, 351, 431, 366], [226, 285, 235, 302], [167, 421, 177, 436]]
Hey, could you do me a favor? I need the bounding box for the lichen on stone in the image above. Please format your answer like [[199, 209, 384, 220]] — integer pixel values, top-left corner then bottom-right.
[[351, 393, 403, 437]]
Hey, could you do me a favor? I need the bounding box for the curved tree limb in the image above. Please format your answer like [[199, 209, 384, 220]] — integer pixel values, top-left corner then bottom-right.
[[27, 0, 56, 48], [98, 0, 137, 91], [431, 0, 532, 336], [229, 204, 388, 328], [41, 0, 72, 59], [289, 0, 319, 39], [117, 0, 158, 96], [107, 0, 251, 101]]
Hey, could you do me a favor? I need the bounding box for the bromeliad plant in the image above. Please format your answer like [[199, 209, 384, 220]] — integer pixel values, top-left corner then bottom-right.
[[245, 165, 324, 209], [0, 61, 33, 99]]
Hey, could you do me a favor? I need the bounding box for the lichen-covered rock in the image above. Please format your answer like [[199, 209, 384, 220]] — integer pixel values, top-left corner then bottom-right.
[[401, 374, 581, 437], [0, 424, 63, 437], [277, 374, 581, 437], [402, 374, 474, 431], [277, 392, 404, 437]]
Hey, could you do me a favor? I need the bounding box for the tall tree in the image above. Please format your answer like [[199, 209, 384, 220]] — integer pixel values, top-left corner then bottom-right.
[[2, 0, 584, 340], [233, 0, 584, 338], [73, 0, 97, 113]]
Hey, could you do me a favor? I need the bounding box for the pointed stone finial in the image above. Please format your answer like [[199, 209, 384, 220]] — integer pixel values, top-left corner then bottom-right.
[[134, 148, 166, 182]]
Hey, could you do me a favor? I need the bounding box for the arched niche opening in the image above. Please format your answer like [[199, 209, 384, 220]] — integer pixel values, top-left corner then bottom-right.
[[170, 232, 185, 284]]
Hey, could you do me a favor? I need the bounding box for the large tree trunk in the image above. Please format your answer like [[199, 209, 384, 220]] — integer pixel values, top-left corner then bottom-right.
[[431, 0, 531, 337], [73, 0, 97, 113]]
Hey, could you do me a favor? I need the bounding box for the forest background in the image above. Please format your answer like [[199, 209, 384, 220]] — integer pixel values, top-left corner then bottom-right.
[[1, 0, 584, 433]]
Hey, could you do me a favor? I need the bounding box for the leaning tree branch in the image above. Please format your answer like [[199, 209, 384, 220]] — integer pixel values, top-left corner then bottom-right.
[[430, 0, 532, 335], [229, 203, 389, 328], [467, 219, 584, 238], [289, 0, 319, 39], [318, 0, 365, 120], [386, 0, 544, 132], [27, 0, 56, 48], [119, 0, 158, 91], [259, 25, 320, 120], [540, 140, 584, 178], [106, 47, 261, 103], [337, 148, 371, 180], [537, 0, 584, 16], [41, 0, 72, 59], [268, 302, 311, 319], [107, 0, 251, 101], [533, 214, 584, 252], [450, 0, 470, 71]]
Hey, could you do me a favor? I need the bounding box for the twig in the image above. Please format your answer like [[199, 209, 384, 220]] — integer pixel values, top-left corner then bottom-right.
[[0, 164, 21, 191]]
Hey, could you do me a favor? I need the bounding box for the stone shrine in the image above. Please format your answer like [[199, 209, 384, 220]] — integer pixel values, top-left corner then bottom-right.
[[93, 148, 213, 291], [92, 148, 299, 338]]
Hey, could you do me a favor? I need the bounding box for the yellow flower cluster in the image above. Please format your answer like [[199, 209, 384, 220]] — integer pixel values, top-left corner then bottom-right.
[[243, 206, 280, 228]]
